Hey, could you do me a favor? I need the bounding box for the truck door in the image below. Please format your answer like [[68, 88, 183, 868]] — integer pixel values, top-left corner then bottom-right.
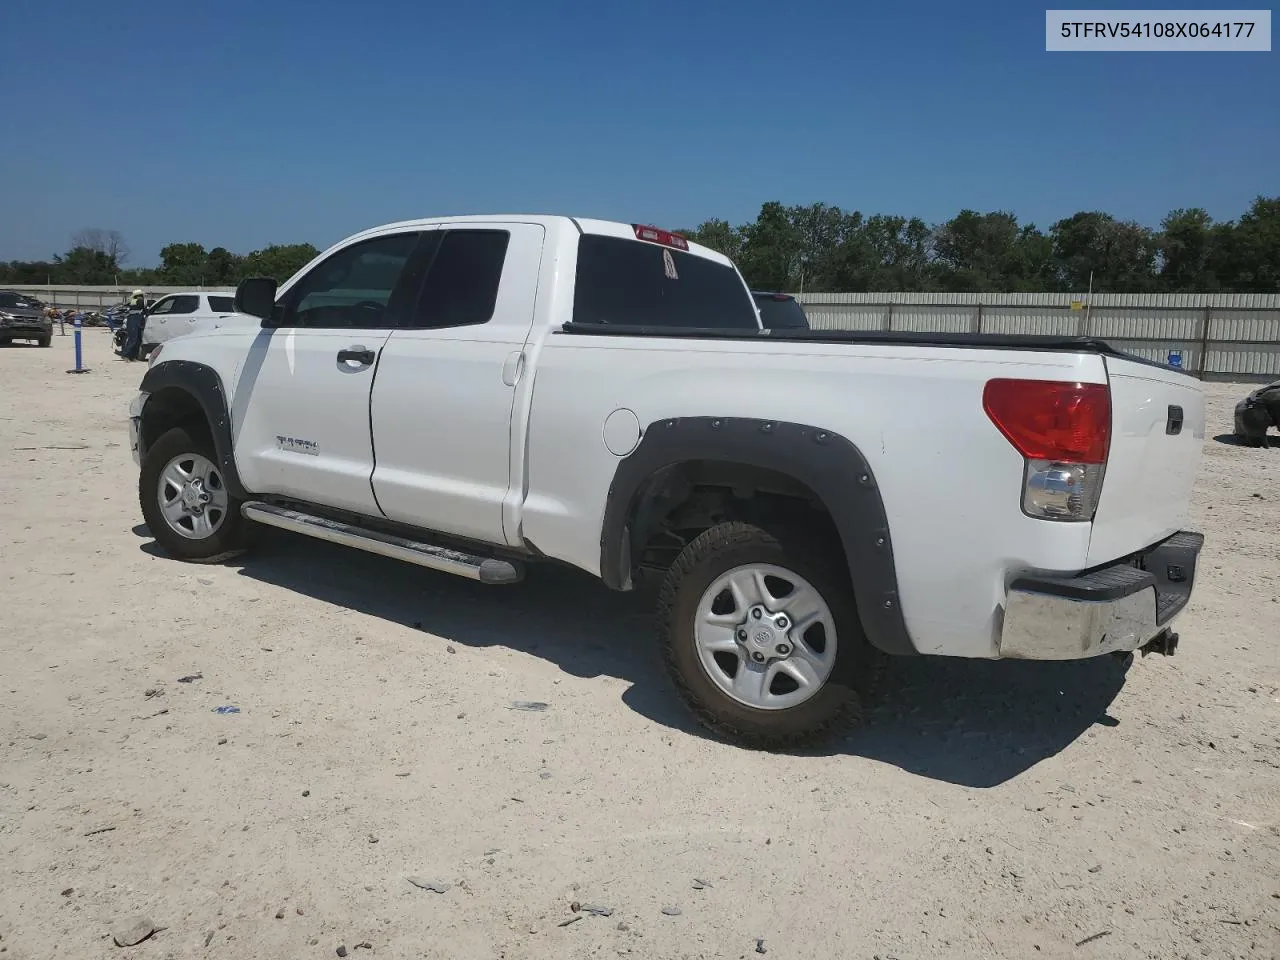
[[231, 230, 426, 516], [369, 222, 544, 545]]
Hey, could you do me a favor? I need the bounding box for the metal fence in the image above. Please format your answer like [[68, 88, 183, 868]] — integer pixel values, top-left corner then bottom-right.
[[2, 285, 235, 311], [6, 285, 1278, 380], [795, 292, 1280, 380]]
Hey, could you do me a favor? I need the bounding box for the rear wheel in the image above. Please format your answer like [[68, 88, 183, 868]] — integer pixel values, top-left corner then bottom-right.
[[658, 521, 875, 749], [139, 426, 252, 562], [37, 334, 51, 348]]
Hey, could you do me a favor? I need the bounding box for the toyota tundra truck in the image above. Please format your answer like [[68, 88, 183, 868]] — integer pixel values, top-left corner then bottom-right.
[[127, 215, 1205, 748]]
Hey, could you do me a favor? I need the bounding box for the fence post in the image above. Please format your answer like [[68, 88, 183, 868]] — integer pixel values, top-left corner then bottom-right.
[[974, 303, 984, 334], [1197, 306, 1211, 379], [885, 302, 894, 332]]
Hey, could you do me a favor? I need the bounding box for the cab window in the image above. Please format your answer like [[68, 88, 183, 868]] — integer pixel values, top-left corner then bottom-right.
[[282, 233, 420, 329]]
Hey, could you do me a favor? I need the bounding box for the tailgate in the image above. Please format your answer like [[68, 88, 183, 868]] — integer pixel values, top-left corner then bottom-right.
[[1086, 357, 1204, 566]]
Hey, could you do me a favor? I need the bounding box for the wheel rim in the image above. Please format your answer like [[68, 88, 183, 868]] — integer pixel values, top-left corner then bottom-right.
[[157, 452, 230, 540], [693, 563, 837, 711]]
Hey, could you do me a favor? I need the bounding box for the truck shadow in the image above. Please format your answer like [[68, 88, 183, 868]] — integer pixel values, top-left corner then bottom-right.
[[1213, 432, 1277, 447], [212, 528, 1128, 789]]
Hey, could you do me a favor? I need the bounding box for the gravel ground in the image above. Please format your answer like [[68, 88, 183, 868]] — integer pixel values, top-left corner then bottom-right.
[[1, 332, 1277, 960]]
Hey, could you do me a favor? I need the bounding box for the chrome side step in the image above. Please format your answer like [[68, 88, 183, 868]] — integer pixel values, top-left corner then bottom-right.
[[241, 502, 523, 584]]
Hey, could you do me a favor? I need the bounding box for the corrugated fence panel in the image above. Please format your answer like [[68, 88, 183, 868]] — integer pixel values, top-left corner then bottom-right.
[[1086, 309, 1202, 341], [890, 306, 975, 334], [795, 291, 1280, 309], [804, 304, 885, 331], [981, 307, 1078, 336], [1211, 310, 1280, 343], [1206, 344, 1280, 377]]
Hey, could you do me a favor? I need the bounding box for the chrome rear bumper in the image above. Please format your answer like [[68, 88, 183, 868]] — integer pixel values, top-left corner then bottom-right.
[[998, 531, 1203, 660]]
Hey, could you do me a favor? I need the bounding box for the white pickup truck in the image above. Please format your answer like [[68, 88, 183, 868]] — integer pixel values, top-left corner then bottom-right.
[[128, 215, 1205, 748]]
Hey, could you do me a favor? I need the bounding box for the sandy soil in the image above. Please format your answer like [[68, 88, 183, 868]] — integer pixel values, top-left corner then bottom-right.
[[1, 331, 1277, 960]]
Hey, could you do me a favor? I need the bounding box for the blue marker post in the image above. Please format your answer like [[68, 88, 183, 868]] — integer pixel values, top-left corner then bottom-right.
[[66, 313, 91, 374]]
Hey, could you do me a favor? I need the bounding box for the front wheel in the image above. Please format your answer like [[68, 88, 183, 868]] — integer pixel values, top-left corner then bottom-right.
[[139, 426, 252, 562], [658, 521, 875, 750]]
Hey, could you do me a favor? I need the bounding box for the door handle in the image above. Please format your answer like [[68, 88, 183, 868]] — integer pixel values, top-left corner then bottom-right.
[[501, 350, 525, 387], [337, 346, 375, 365]]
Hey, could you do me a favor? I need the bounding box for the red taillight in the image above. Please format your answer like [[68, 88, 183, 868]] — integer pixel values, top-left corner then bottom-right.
[[633, 224, 690, 251], [983, 379, 1110, 464]]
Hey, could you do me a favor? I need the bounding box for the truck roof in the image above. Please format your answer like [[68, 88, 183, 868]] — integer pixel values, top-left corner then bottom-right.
[[339, 215, 735, 268]]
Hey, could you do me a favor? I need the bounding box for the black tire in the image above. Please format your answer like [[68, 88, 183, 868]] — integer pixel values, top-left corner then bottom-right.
[[658, 521, 876, 750], [37, 334, 51, 348], [139, 426, 252, 563]]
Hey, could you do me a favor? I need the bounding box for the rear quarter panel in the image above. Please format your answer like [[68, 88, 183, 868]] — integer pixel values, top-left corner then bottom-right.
[[521, 334, 1110, 658]]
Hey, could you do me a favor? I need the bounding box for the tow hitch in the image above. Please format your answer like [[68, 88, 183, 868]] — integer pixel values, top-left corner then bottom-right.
[[1140, 628, 1179, 657]]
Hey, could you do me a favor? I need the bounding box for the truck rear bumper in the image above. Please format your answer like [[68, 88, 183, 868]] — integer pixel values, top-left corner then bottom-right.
[[998, 530, 1203, 660]]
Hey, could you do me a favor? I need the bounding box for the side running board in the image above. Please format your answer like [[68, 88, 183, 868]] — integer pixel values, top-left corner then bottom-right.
[[240, 502, 524, 584]]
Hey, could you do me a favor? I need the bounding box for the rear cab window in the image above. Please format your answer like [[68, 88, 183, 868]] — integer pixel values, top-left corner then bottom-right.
[[572, 234, 758, 330]]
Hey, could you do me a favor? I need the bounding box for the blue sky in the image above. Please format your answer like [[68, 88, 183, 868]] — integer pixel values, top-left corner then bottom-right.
[[1, 0, 1275, 265]]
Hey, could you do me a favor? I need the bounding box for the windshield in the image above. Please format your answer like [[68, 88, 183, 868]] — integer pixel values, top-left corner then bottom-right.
[[0, 293, 39, 310], [573, 235, 758, 329]]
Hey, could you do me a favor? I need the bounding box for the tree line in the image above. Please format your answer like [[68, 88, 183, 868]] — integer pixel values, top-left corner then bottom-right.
[[681, 196, 1278, 293], [0, 229, 320, 291], [3, 195, 1276, 294]]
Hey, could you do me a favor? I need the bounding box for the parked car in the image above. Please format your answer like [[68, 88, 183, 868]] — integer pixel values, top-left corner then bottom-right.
[[140, 292, 252, 354], [1233, 379, 1280, 447], [0, 291, 53, 347], [127, 215, 1205, 748], [752, 291, 810, 330]]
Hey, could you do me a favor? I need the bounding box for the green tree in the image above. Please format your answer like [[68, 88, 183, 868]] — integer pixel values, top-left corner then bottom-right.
[[206, 247, 241, 285], [1220, 195, 1280, 292], [933, 210, 1019, 290], [53, 246, 117, 284], [1158, 208, 1218, 291], [737, 202, 800, 290], [862, 215, 932, 291], [786, 203, 848, 292], [680, 219, 743, 261], [158, 242, 210, 285], [1050, 212, 1157, 291], [241, 243, 320, 284]]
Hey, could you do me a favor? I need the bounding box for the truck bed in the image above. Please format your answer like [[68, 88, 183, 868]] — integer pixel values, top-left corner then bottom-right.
[[558, 321, 1187, 372]]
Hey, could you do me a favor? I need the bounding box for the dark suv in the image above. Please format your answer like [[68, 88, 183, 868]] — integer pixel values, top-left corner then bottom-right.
[[0, 291, 53, 347], [751, 291, 810, 330]]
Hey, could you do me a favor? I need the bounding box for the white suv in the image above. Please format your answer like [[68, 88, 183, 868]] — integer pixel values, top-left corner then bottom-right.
[[141, 292, 255, 353]]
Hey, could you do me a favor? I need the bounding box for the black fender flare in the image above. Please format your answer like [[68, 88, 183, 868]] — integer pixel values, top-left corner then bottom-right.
[[138, 360, 248, 500], [599, 416, 917, 656]]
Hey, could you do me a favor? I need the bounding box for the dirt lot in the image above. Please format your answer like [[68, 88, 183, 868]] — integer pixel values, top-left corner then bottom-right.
[[1, 332, 1277, 960]]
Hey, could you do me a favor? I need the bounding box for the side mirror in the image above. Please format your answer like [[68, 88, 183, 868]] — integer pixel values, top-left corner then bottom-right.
[[234, 277, 279, 324]]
